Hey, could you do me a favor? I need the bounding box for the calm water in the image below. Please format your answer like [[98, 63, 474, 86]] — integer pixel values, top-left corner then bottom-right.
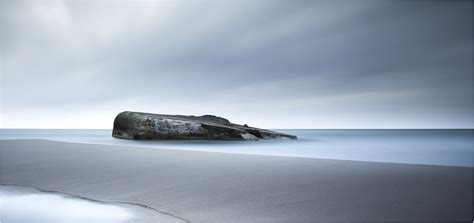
[[0, 129, 472, 167]]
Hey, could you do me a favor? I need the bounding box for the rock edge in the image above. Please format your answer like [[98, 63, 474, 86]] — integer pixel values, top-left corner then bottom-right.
[[112, 111, 297, 140]]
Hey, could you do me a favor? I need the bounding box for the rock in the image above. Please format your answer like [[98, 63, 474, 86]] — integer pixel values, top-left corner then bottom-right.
[[112, 111, 297, 140]]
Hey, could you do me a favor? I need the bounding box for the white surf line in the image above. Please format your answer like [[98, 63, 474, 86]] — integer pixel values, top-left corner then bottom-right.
[[0, 183, 190, 223]]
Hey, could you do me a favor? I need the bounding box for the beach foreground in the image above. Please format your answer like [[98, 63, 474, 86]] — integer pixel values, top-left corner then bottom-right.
[[0, 139, 472, 222]]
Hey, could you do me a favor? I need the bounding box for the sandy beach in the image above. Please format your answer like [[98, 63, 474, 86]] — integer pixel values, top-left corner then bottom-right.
[[0, 139, 472, 222]]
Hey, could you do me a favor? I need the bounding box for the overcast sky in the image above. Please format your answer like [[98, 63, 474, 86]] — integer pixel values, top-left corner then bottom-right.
[[0, 0, 472, 129]]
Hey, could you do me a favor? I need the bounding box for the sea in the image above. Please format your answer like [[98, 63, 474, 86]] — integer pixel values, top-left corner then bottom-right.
[[0, 129, 472, 167]]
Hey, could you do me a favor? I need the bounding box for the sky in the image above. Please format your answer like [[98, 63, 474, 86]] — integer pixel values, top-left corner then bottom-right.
[[0, 0, 472, 129]]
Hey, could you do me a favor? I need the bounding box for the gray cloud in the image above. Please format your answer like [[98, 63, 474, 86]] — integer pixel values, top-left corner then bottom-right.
[[0, 0, 472, 128]]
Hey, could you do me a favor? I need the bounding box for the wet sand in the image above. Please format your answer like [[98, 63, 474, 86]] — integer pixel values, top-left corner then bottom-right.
[[0, 139, 472, 222]]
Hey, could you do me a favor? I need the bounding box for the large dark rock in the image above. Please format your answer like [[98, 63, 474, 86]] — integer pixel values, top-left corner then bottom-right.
[[112, 111, 297, 140]]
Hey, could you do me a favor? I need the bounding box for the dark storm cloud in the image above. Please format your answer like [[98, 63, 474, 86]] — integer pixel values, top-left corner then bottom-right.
[[0, 0, 472, 128]]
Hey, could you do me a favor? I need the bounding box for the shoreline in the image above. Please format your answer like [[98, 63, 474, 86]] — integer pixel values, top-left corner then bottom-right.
[[0, 184, 187, 223], [1, 129, 472, 167], [2, 138, 472, 168], [0, 139, 472, 222]]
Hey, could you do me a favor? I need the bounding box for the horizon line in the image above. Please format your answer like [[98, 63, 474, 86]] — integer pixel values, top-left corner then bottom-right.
[[1, 128, 472, 130]]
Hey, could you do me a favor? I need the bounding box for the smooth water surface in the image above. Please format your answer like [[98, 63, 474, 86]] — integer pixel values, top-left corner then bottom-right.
[[0, 129, 472, 167]]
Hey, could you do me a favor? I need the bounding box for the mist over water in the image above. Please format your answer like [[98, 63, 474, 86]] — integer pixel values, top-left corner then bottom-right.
[[0, 129, 472, 167]]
